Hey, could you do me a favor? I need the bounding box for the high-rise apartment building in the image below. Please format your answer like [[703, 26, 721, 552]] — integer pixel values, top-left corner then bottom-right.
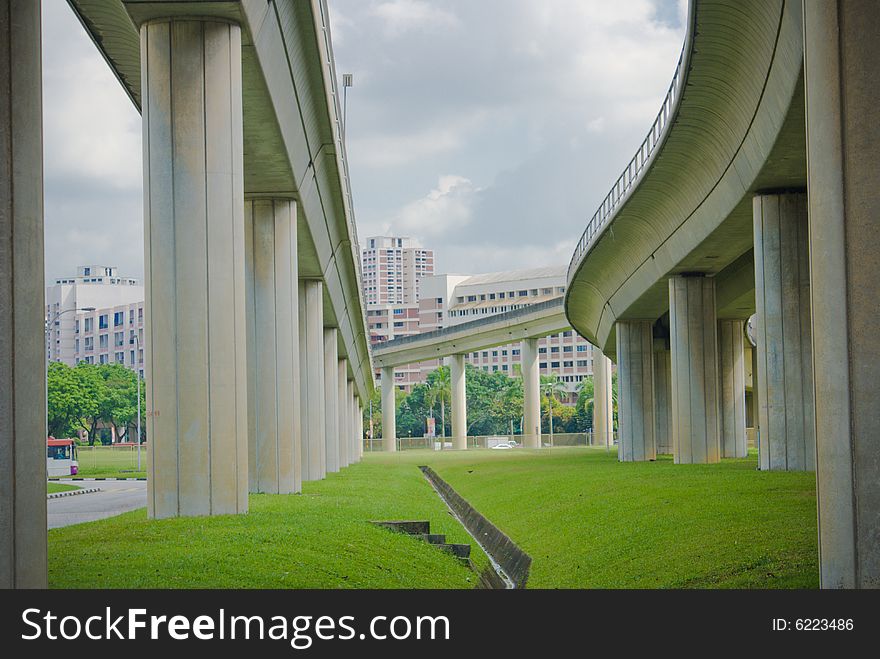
[[361, 236, 435, 387], [45, 265, 145, 374], [361, 236, 433, 309]]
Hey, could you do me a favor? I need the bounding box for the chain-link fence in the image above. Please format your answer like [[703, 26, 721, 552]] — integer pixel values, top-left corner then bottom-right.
[[74, 444, 149, 476], [362, 433, 618, 453]]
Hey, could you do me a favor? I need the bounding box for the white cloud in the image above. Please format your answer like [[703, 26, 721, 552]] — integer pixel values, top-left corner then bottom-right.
[[391, 176, 479, 237], [371, 0, 459, 36], [42, 3, 142, 191]]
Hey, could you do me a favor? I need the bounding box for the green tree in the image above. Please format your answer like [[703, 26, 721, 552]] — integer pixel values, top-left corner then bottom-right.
[[47, 362, 96, 438], [97, 364, 144, 442], [540, 375, 567, 441], [425, 366, 451, 440]]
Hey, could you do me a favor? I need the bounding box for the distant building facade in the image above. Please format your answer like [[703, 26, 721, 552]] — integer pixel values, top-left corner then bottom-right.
[[419, 267, 594, 398], [45, 265, 145, 377]]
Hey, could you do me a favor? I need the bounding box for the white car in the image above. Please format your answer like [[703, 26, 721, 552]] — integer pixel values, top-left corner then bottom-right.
[[490, 441, 516, 450]]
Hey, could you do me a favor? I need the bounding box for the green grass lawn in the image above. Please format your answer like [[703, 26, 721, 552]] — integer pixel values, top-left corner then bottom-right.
[[47, 482, 80, 494], [52, 446, 148, 479], [49, 459, 489, 589], [49, 446, 818, 589], [372, 447, 818, 589]]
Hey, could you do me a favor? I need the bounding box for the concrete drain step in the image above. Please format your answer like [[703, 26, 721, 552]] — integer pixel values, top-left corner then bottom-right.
[[370, 520, 471, 563]]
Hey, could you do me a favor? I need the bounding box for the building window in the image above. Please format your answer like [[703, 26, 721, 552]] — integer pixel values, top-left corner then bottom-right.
[[115, 352, 124, 364], [551, 347, 559, 353], [84, 317, 93, 332], [99, 315, 108, 329], [551, 361, 560, 368], [114, 311, 124, 326], [538, 347, 547, 354], [115, 331, 125, 347], [518, 290, 527, 297], [563, 346, 573, 352], [577, 360, 588, 367], [577, 345, 588, 352], [99, 334, 108, 349], [99, 354, 108, 364], [564, 361, 573, 368], [84, 337, 93, 351], [130, 350, 135, 365]]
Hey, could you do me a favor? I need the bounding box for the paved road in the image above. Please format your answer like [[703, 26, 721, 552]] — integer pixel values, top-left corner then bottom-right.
[[48, 480, 147, 529]]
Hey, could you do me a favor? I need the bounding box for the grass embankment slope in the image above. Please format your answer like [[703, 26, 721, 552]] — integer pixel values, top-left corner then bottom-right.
[[47, 482, 80, 494], [392, 447, 818, 588], [49, 460, 488, 589]]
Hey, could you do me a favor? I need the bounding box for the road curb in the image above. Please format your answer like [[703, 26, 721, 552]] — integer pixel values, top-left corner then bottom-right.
[[47, 487, 101, 500], [49, 477, 147, 481]]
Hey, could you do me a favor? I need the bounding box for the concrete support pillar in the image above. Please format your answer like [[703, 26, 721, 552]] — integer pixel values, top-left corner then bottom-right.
[[522, 338, 541, 448], [805, 0, 880, 588], [450, 354, 467, 450], [337, 360, 349, 468], [323, 329, 339, 473], [381, 367, 396, 451], [718, 320, 747, 458], [593, 350, 614, 448], [616, 321, 655, 461], [244, 198, 299, 494], [0, 0, 46, 587], [352, 390, 361, 461], [356, 395, 364, 460], [669, 276, 720, 464], [753, 193, 815, 471], [653, 348, 673, 454], [142, 19, 248, 517], [298, 280, 325, 480]]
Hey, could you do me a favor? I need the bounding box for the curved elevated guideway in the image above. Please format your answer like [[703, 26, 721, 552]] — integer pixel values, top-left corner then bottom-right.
[[564, 0, 880, 587]]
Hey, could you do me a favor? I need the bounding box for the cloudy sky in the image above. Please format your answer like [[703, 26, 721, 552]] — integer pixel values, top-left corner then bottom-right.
[[42, 0, 686, 281]]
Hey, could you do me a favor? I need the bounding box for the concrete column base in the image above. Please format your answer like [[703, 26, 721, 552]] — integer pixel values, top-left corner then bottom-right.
[[299, 280, 326, 480], [381, 366, 396, 452], [593, 351, 614, 448], [718, 320, 747, 458], [142, 19, 248, 517], [805, 0, 880, 588], [323, 329, 339, 473], [669, 275, 720, 464], [450, 354, 467, 450], [616, 321, 655, 461], [0, 0, 47, 587], [244, 198, 299, 494], [753, 193, 815, 471], [522, 338, 541, 448], [337, 360, 349, 468], [653, 348, 673, 455]]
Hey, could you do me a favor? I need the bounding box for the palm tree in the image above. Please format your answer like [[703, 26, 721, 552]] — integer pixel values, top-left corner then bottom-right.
[[540, 375, 567, 446], [426, 367, 451, 447]]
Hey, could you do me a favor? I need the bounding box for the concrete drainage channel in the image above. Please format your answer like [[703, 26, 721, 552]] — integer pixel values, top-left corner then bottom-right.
[[419, 465, 531, 589]]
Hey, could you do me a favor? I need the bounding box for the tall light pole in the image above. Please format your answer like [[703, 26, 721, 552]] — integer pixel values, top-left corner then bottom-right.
[[342, 73, 353, 132], [130, 332, 142, 471]]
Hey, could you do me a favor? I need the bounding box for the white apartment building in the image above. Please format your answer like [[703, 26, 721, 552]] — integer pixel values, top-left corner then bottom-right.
[[46, 265, 145, 375], [418, 266, 595, 397]]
